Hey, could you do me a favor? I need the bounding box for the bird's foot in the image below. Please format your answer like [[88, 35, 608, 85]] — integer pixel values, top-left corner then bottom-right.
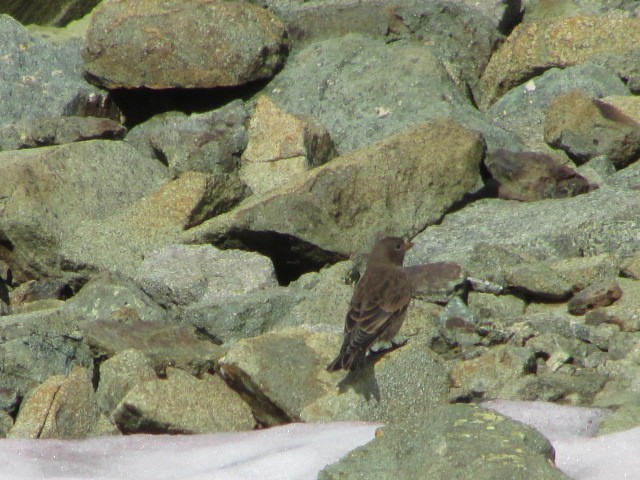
[[370, 339, 409, 356]]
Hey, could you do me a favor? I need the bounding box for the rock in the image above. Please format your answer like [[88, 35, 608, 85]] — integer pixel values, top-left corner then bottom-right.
[[185, 119, 484, 258], [621, 251, 640, 279], [64, 272, 167, 323], [479, 16, 640, 109], [450, 345, 536, 398], [95, 349, 157, 416], [550, 253, 621, 292], [318, 404, 565, 480], [0, 116, 126, 152], [8, 278, 78, 308], [0, 140, 167, 281], [301, 340, 450, 425], [112, 368, 253, 434], [526, 332, 596, 372], [544, 91, 640, 166], [0, 308, 94, 397], [568, 278, 623, 315], [0, 15, 118, 128], [439, 298, 482, 348], [240, 96, 336, 194], [404, 262, 467, 304], [583, 278, 640, 332], [485, 149, 594, 201], [0, 1, 100, 27], [83, 0, 288, 89], [485, 64, 630, 155], [598, 403, 640, 435], [82, 321, 225, 377], [267, 33, 515, 154], [467, 292, 527, 321], [7, 366, 105, 439], [218, 326, 450, 426], [63, 169, 247, 278], [408, 188, 640, 271], [0, 411, 12, 438], [503, 261, 573, 301], [125, 101, 249, 179], [135, 244, 277, 307]]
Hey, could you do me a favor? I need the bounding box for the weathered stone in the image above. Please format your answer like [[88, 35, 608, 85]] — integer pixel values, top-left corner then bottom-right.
[[8, 366, 104, 439], [0, 308, 94, 397], [0, 411, 12, 438], [439, 298, 482, 348], [467, 292, 526, 322], [83, 0, 288, 89], [0, 140, 167, 281], [185, 119, 484, 258], [0, 15, 119, 130], [125, 101, 249, 179], [267, 33, 515, 154], [319, 404, 565, 480], [64, 272, 167, 323], [0, 1, 100, 27], [112, 368, 253, 434], [8, 278, 77, 308], [63, 169, 247, 278], [409, 188, 640, 272], [479, 16, 640, 109], [485, 64, 630, 156], [240, 96, 336, 194], [135, 244, 277, 308], [621, 251, 640, 279], [95, 349, 157, 415], [405, 262, 467, 304], [582, 278, 640, 332], [568, 278, 623, 315], [82, 321, 225, 377], [450, 345, 536, 397], [0, 116, 126, 152], [503, 262, 573, 301], [550, 254, 621, 292], [525, 333, 597, 372], [544, 91, 640, 166], [485, 149, 594, 201]]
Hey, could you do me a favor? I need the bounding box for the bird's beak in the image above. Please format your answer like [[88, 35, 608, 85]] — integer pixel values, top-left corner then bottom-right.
[[405, 242, 414, 251]]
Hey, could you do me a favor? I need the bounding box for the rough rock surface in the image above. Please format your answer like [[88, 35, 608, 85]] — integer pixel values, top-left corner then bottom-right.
[[83, 0, 288, 89]]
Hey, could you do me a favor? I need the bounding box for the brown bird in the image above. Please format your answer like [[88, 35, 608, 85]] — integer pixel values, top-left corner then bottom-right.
[[327, 236, 413, 371]]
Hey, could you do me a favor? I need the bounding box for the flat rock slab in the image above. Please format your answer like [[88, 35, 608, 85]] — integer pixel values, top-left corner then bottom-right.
[[82, 0, 288, 89], [185, 119, 484, 257]]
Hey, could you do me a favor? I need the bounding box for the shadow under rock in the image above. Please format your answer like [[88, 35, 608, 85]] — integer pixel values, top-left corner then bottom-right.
[[336, 340, 409, 401]]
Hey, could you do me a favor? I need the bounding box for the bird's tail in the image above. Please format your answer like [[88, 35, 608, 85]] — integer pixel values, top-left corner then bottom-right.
[[326, 347, 367, 371]]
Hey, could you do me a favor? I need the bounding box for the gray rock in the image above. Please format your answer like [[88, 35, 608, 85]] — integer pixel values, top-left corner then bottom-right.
[[83, 0, 288, 89], [319, 403, 566, 480], [0, 307, 93, 397], [125, 101, 249, 179], [95, 349, 157, 416], [486, 64, 630, 155], [135, 244, 277, 308], [184, 119, 484, 258], [0, 140, 168, 281], [405, 262, 468, 304], [544, 91, 640, 166], [112, 368, 254, 434], [439, 297, 482, 347], [81, 321, 225, 378], [468, 292, 527, 321], [503, 261, 573, 301], [568, 278, 623, 315], [8, 366, 105, 439], [301, 340, 450, 425], [550, 253, 621, 292], [0, 15, 117, 129], [408, 188, 640, 270], [0, 1, 100, 27], [0, 411, 12, 438], [0, 116, 126, 152], [267, 33, 516, 154], [64, 273, 167, 323], [478, 16, 640, 110]]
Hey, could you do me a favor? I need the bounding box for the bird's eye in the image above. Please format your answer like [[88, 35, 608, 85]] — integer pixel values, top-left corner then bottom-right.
[[395, 243, 402, 250]]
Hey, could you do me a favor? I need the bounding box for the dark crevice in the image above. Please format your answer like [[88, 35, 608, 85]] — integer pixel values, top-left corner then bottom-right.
[[210, 230, 348, 286], [109, 79, 271, 129]]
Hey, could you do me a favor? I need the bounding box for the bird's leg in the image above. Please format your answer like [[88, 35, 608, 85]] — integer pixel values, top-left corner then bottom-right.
[[370, 338, 409, 355]]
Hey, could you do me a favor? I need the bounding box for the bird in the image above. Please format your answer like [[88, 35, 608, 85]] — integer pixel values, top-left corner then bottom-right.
[[327, 236, 413, 371]]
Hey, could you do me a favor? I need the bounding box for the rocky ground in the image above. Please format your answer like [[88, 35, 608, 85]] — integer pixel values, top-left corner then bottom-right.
[[2, 0, 640, 477]]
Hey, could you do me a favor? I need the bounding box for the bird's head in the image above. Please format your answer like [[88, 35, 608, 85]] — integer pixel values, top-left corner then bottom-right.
[[368, 236, 413, 266]]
